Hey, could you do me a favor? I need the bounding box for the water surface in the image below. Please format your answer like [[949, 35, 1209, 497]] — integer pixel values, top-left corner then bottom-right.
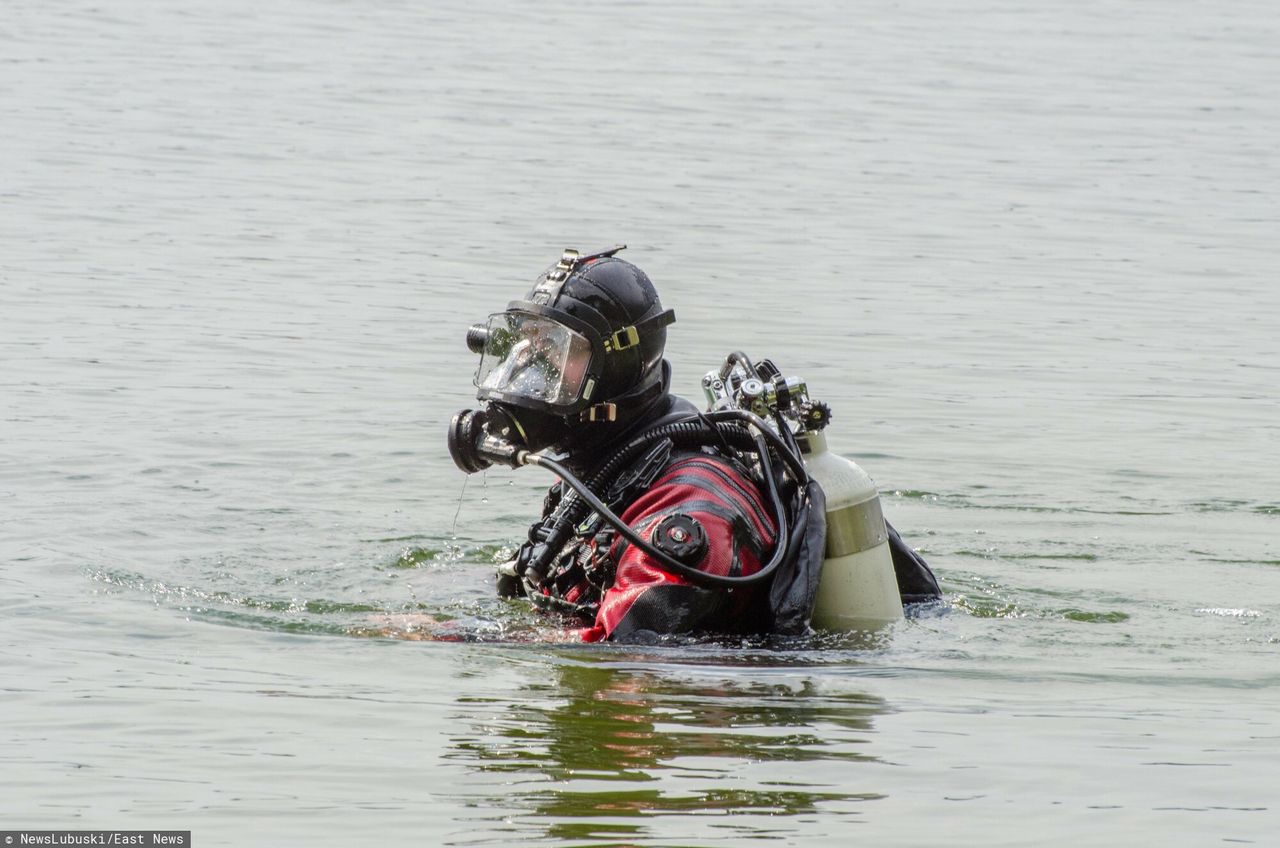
[[2, 0, 1277, 844]]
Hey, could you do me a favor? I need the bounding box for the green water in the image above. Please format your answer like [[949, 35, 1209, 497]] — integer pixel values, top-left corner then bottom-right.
[[3, 0, 1277, 844]]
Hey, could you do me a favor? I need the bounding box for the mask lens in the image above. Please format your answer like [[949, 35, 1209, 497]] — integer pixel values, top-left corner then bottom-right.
[[473, 312, 592, 407]]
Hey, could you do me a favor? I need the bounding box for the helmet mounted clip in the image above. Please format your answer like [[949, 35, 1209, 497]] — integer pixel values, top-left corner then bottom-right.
[[580, 402, 618, 423], [529, 245, 629, 307], [603, 325, 640, 353]]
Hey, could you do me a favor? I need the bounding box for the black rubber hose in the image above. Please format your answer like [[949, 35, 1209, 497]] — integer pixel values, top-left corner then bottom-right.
[[587, 420, 754, 492], [526, 420, 752, 569], [529, 411, 812, 585], [554, 419, 756, 531], [527, 449, 793, 589], [703, 408, 812, 485], [751, 430, 791, 575]]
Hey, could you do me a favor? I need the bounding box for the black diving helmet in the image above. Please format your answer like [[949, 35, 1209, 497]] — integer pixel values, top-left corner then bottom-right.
[[448, 246, 675, 472]]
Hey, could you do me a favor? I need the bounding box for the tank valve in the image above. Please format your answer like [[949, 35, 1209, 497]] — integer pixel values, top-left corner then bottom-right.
[[800, 400, 832, 432]]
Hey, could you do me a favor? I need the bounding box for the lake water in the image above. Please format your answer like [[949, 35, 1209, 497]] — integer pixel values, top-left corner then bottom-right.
[[3, 0, 1277, 844]]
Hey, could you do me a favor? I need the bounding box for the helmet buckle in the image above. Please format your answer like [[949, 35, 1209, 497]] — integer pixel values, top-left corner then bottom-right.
[[603, 325, 640, 353], [532, 249, 582, 305], [553, 248, 581, 277], [581, 402, 618, 423]]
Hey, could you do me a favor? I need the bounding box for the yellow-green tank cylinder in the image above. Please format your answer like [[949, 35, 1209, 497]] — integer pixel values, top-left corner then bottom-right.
[[803, 430, 904, 631]]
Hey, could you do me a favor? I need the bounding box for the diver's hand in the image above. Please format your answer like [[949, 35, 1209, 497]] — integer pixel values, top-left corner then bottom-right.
[[496, 558, 526, 598]]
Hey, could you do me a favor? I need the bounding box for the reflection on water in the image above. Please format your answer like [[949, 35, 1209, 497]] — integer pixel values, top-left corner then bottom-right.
[[443, 652, 888, 843]]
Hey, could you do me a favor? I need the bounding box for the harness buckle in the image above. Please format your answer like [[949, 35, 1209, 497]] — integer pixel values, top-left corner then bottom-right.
[[581, 402, 617, 423], [533, 248, 582, 305], [604, 325, 640, 352]]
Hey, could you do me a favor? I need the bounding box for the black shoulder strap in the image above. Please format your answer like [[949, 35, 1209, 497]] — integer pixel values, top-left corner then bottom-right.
[[604, 438, 674, 508]]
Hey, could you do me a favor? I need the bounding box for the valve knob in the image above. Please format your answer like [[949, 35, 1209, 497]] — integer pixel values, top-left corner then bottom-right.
[[803, 401, 832, 431]]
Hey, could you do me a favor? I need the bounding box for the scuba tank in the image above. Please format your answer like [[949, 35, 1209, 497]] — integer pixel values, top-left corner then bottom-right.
[[800, 428, 903, 631], [704, 353, 903, 632]]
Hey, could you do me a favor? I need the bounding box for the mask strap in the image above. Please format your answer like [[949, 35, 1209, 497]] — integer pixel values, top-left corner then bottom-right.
[[602, 308, 676, 355]]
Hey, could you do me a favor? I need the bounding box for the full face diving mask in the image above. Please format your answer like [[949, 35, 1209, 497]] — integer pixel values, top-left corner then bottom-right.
[[447, 310, 589, 472], [447, 246, 675, 473], [472, 310, 596, 414]]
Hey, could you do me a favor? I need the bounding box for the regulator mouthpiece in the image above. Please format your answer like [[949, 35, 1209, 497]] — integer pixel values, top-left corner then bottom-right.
[[447, 407, 528, 473]]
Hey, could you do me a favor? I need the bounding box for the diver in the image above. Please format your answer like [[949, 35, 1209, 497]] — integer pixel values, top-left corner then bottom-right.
[[447, 246, 941, 642]]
